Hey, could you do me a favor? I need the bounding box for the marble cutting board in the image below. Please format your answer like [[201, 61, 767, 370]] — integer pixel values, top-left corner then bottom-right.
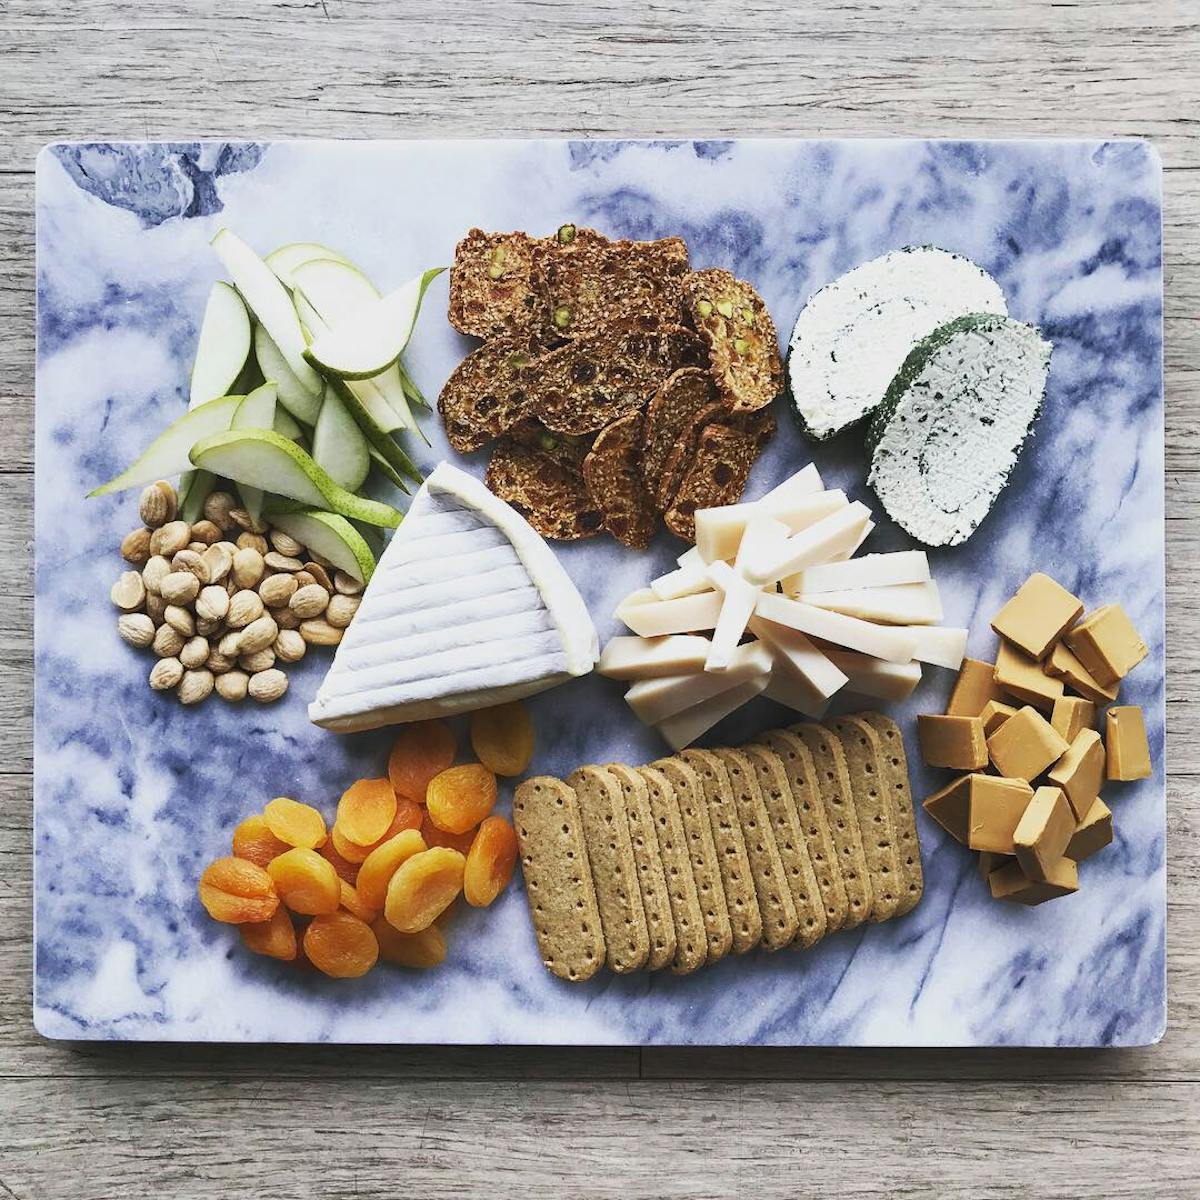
[[34, 138, 1165, 1045]]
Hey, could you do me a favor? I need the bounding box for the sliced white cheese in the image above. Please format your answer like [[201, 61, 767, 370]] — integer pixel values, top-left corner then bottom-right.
[[821, 647, 923, 702], [758, 463, 824, 505], [695, 489, 847, 565], [763, 670, 830, 719], [656, 677, 770, 751], [800, 581, 943, 626], [748, 616, 848, 698], [308, 462, 598, 732], [598, 635, 712, 680], [754, 592, 918, 664], [616, 587, 658, 611], [651, 552, 713, 601], [907, 625, 969, 670], [786, 550, 930, 595], [705, 560, 762, 671], [626, 641, 773, 724], [744, 501, 873, 586], [827, 518, 875, 562], [617, 590, 722, 638]]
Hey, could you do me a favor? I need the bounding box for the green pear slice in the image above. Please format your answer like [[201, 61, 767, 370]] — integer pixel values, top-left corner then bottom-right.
[[89, 393, 242, 497], [396, 358, 431, 411], [304, 267, 444, 380], [254, 323, 324, 425], [190, 428, 401, 528], [292, 257, 378, 316], [178, 469, 216, 523], [189, 281, 251, 407], [312, 387, 369, 492], [231, 382, 279, 520], [265, 242, 354, 289], [323, 375, 423, 489], [272, 404, 304, 442], [265, 508, 378, 585]]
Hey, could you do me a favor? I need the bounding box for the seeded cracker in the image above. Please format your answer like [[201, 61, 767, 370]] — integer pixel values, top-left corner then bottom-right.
[[486, 438, 604, 541], [582, 412, 659, 549], [567, 766, 649, 973], [437, 334, 544, 453], [653, 756, 733, 964], [513, 776, 605, 982], [642, 367, 725, 509], [448, 229, 548, 340], [636, 765, 707, 974], [679, 749, 763, 954]]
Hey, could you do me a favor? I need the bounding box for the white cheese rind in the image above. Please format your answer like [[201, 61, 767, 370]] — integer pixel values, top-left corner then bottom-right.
[[598, 635, 712, 680], [754, 593, 918, 664]]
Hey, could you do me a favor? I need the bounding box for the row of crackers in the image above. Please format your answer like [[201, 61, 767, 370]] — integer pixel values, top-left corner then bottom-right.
[[514, 713, 924, 982]]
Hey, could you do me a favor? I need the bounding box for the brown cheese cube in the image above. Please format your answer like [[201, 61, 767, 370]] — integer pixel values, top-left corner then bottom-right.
[[978, 850, 1014, 880], [990, 572, 1084, 660], [1047, 728, 1106, 819], [1050, 696, 1096, 745], [980, 700, 1018, 736], [994, 640, 1065, 711], [1013, 786, 1075, 882], [1065, 798, 1114, 862], [1106, 706, 1152, 781], [989, 856, 1079, 905], [986, 706, 1070, 781], [917, 714, 989, 770], [1044, 641, 1118, 705], [966, 775, 1035, 854], [1064, 604, 1148, 688], [922, 775, 973, 843], [946, 657, 1008, 718]]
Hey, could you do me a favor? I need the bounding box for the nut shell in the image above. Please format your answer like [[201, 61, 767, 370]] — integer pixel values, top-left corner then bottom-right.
[[248, 669, 289, 703]]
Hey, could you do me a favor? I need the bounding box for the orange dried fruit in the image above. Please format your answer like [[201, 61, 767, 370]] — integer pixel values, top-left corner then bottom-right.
[[331, 799, 423, 864], [426, 764, 497, 834], [336, 777, 397, 847], [267, 847, 341, 916], [463, 815, 518, 908], [384, 847, 466, 932], [421, 813, 477, 855], [198, 856, 279, 924], [239, 908, 298, 961], [303, 911, 379, 978], [319, 839, 361, 885], [356, 828, 427, 911], [231, 814, 290, 868], [373, 918, 447, 969], [387, 720, 456, 803], [331, 825, 373, 864], [469, 701, 535, 777], [263, 797, 328, 850], [338, 879, 378, 923]]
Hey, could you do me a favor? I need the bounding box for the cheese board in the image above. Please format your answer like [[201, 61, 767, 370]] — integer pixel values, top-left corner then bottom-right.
[[34, 138, 1165, 1044]]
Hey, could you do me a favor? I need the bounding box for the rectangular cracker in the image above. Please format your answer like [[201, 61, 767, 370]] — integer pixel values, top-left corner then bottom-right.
[[826, 715, 902, 923], [604, 764, 677, 970], [858, 711, 925, 916], [741, 745, 828, 950], [513, 776, 606, 982], [711, 748, 799, 951], [755, 729, 849, 933], [567, 766, 649, 973], [636, 765, 707, 974], [448, 228, 548, 340], [788, 723, 874, 930], [678, 749, 764, 954]]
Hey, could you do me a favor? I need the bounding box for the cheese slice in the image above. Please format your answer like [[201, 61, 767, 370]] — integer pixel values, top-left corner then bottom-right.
[[763, 670, 830, 719], [907, 625, 969, 670], [694, 486, 844, 564], [748, 616, 848, 698], [650, 547, 712, 600], [744, 502, 873, 586], [625, 641, 773, 724], [308, 462, 598, 732], [598, 635, 712, 680], [822, 647, 923, 701], [786, 550, 930, 595], [705, 560, 763, 670], [754, 592, 918, 664], [799, 581, 943, 626], [616, 590, 722, 638], [656, 677, 770, 751]]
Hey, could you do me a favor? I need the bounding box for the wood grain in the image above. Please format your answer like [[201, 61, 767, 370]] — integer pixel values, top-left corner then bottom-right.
[[1, 0, 1198, 1196]]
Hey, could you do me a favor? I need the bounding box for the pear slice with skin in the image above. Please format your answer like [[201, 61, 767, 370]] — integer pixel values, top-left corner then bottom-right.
[[272, 404, 305, 442], [189, 281, 251, 408], [265, 242, 354, 289], [321, 374, 423, 489], [230, 382, 279, 521], [190, 428, 401, 528], [265, 508, 378, 585], [312, 387, 370, 493], [254, 323, 324, 425]]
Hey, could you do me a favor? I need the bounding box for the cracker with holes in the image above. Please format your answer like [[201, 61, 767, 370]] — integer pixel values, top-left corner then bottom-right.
[[448, 229, 548, 340], [583, 412, 659, 549], [437, 333, 544, 453], [636, 765, 707, 974], [513, 776, 606, 982], [678, 749, 763, 954], [858, 711, 924, 916], [827, 716, 902, 924], [566, 766, 649, 973], [486, 436, 604, 541], [788, 723, 873, 930], [641, 367, 724, 510]]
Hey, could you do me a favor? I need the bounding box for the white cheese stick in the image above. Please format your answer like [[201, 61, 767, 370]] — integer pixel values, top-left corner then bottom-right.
[[907, 625, 969, 670], [821, 647, 923, 701], [763, 670, 831, 719], [748, 616, 848, 698], [734, 515, 790, 573], [754, 592, 918, 664], [758, 463, 824, 505], [616, 587, 658, 610], [655, 677, 770, 751], [743, 501, 873, 586], [626, 641, 773, 724], [785, 550, 931, 595], [617, 590, 722, 638], [695, 489, 847, 564], [705, 560, 762, 670], [651, 554, 713, 601], [597, 635, 713, 680], [799, 581, 944, 626], [826, 518, 875, 562]]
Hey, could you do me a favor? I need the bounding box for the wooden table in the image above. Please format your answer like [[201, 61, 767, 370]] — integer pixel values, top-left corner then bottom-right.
[[2, 2, 1197, 1195]]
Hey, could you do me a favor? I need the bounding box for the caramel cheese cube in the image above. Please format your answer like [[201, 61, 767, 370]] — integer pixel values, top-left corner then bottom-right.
[[1047, 728, 1107, 819], [986, 706, 1070, 781], [1044, 642, 1118, 705], [991, 572, 1084, 660], [978, 850, 1014, 880], [1106, 706, 1152, 781], [966, 775, 1035, 854], [980, 700, 1018, 737], [1050, 696, 1096, 745], [1065, 798, 1114, 862], [989, 856, 1078, 906], [946, 657, 1008, 718], [1064, 604, 1148, 688], [1013, 786, 1076, 882], [917, 714, 989, 770], [922, 775, 973, 844], [993, 640, 1065, 711]]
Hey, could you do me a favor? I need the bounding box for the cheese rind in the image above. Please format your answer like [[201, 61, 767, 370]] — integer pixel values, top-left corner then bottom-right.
[[990, 572, 1083, 660], [754, 593, 917, 664]]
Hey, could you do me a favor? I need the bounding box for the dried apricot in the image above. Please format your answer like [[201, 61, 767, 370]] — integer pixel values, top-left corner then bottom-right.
[[231, 814, 290, 868], [387, 720, 456, 803], [384, 847, 466, 933], [421, 813, 477, 855], [263, 797, 328, 850], [267, 847, 340, 915], [426, 764, 497, 834], [463, 815, 518, 907], [319, 839, 361, 885], [331, 799, 423, 864], [470, 701, 535, 777], [338, 879, 378, 923], [303, 911, 379, 978], [199, 857, 279, 924], [336, 777, 397, 847], [373, 918, 447, 969], [331, 825, 373, 865], [356, 828, 427, 911], [239, 908, 298, 961]]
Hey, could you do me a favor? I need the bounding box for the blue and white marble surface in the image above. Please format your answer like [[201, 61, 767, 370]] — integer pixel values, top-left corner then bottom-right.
[[34, 139, 1165, 1045]]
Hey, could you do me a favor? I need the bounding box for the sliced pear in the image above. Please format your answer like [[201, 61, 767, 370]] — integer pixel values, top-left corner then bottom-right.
[[272, 404, 304, 441], [89, 393, 242, 497], [367, 444, 409, 491], [265, 509, 377, 585], [312, 388, 369, 492], [190, 429, 401, 528], [397, 358, 431, 411], [264, 242, 354, 289], [231, 382, 279, 520], [189, 282, 251, 408], [254, 323, 323, 425], [292, 257, 378, 316], [322, 375, 422, 488], [304, 267, 444, 380], [178, 470, 216, 522]]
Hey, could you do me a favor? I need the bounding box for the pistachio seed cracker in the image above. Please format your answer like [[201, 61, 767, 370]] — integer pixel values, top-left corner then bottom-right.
[[583, 411, 658, 550]]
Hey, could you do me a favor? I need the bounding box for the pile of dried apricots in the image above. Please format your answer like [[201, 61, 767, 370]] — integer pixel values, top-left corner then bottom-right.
[[197, 702, 532, 978]]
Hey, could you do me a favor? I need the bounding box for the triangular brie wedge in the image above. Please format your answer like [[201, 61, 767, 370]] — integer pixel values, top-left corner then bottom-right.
[[309, 462, 598, 732]]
